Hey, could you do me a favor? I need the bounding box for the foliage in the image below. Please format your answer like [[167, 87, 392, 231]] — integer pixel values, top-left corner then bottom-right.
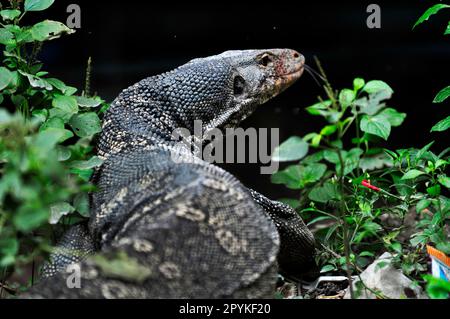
[[271, 62, 449, 298], [0, 0, 107, 294]]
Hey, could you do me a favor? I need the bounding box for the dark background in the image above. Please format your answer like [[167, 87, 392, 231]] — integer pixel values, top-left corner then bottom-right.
[[22, 0, 450, 199]]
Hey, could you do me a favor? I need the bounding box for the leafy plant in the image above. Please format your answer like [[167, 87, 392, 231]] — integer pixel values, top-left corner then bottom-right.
[[0, 0, 107, 295], [271, 60, 449, 298]]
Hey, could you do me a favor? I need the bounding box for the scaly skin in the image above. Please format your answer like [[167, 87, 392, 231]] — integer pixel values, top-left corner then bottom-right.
[[25, 49, 315, 298]]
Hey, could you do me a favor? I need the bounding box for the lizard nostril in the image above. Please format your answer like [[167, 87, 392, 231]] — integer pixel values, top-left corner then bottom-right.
[[293, 52, 300, 59]]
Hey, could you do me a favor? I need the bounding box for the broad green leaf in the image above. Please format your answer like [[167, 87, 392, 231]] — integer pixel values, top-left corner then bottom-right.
[[13, 206, 49, 232], [308, 182, 340, 203], [379, 108, 406, 127], [353, 78, 365, 91], [24, 0, 55, 12], [431, 116, 450, 132], [52, 95, 78, 118], [427, 184, 441, 197], [433, 86, 450, 103], [0, 10, 21, 21], [360, 114, 391, 140], [69, 112, 102, 137], [300, 163, 327, 186], [401, 169, 426, 180], [359, 153, 393, 171], [413, 4, 450, 29], [75, 96, 103, 108], [18, 70, 52, 90], [362, 80, 393, 94], [0, 67, 13, 90], [271, 165, 304, 189], [438, 175, 450, 188], [49, 202, 75, 224], [0, 238, 19, 266], [424, 275, 450, 299], [339, 89, 356, 108], [415, 141, 435, 162], [416, 199, 431, 212], [272, 136, 309, 162], [33, 129, 64, 153], [31, 20, 74, 41], [0, 28, 14, 46]]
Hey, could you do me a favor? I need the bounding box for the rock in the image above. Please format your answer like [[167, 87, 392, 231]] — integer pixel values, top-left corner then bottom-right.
[[344, 252, 427, 299]]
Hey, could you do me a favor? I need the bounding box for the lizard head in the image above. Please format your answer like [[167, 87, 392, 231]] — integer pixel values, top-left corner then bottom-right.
[[171, 49, 305, 131]]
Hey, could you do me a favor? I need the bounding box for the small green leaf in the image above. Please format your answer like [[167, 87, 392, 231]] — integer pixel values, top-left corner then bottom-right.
[[427, 184, 441, 197], [49, 202, 75, 224], [0, 67, 13, 90], [320, 264, 336, 273], [14, 206, 49, 232], [379, 108, 406, 127], [24, 0, 55, 12], [272, 136, 309, 162], [353, 78, 365, 91], [75, 96, 103, 108], [320, 124, 337, 136], [308, 182, 340, 203], [305, 100, 332, 116], [433, 86, 450, 103], [445, 21, 450, 35], [401, 169, 426, 180], [360, 114, 391, 140], [0, 10, 21, 21], [416, 199, 431, 212], [431, 116, 450, 132], [438, 175, 450, 188], [70, 156, 104, 170], [31, 20, 74, 41], [339, 89, 356, 108], [413, 4, 450, 29], [18, 70, 52, 90], [69, 112, 102, 137], [362, 80, 393, 94]]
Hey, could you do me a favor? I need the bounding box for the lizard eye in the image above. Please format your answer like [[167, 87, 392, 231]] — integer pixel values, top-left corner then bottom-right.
[[233, 75, 246, 96], [259, 54, 273, 67]]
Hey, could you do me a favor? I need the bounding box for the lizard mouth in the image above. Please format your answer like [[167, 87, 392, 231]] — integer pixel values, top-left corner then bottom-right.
[[273, 65, 305, 94]]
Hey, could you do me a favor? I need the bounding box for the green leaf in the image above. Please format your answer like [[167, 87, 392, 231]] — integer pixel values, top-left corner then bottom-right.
[[445, 21, 450, 35], [73, 193, 90, 217], [359, 153, 393, 171], [0, 10, 21, 21], [305, 100, 332, 116], [416, 199, 431, 212], [362, 80, 393, 94], [49, 202, 75, 224], [308, 182, 340, 203], [320, 264, 336, 273], [70, 156, 104, 170], [353, 78, 365, 91], [69, 112, 102, 137], [320, 124, 337, 136], [31, 20, 74, 41], [427, 184, 441, 197], [52, 95, 78, 118], [379, 108, 406, 127], [438, 175, 450, 188], [14, 206, 49, 232], [360, 114, 391, 140], [424, 275, 450, 299], [24, 0, 55, 12], [0, 28, 15, 46], [401, 169, 426, 180], [18, 70, 52, 90], [433, 86, 450, 103], [339, 89, 356, 108], [75, 96, 103, 108], [413, 4, 450, 29], [0, 67, 13, 90], [431, 116, 450, 132], [271, 136, 309, 162]]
